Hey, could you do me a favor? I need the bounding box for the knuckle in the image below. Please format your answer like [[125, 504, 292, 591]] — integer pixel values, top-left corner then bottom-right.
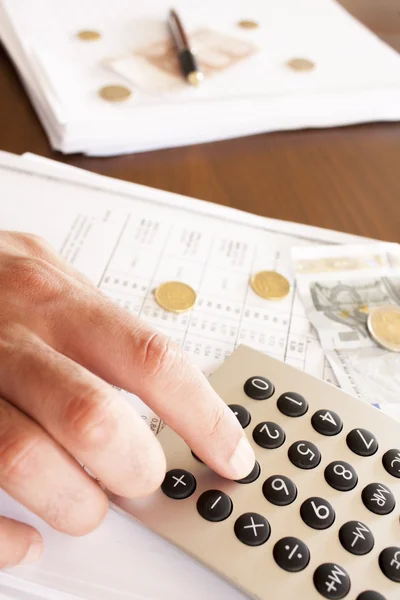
[[137, 331, 184, 383], [0, 429, 43, 481], [1, 255, 63, 302], [63, 388, 116, 449]]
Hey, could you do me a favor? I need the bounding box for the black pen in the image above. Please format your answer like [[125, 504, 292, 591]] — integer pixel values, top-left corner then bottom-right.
[[168, 8, 203, 86]]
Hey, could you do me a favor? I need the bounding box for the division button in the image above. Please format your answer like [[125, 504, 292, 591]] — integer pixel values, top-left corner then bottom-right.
[[253, 421, 285, 449], [338, 521, 374, 555], [300, 497, 335, 530], [234, 512, 270, 546], [161, 469, 196, 499], [277, 392, 308, 417], [311, 410, 343, 436], [382, 448, 400, 478], [313, 563, 351, 599], [236, 461, 261, 484], [378, 547, 400, 582], [228, 404, 251, 428], [244, 376, 274, 400], [346, 429, 378, 457], [288, 440, 321, 469], [324, 461, 358, 492], [197, 490, 233, 522], [361, 483, 396, 515], [262, 475, 297, 506], [273, 536, 310, 572], [356, 593, 386, 600]]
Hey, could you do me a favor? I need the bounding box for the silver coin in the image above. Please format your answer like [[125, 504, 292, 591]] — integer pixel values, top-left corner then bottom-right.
[[367, 304, 400, 352]]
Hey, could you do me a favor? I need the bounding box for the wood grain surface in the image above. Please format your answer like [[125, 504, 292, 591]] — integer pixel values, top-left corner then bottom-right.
[[0, 0, 399, 241]]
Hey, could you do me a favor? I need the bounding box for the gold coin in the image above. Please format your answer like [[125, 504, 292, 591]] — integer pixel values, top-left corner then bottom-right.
[[77, 30, 101, 41], [154, 281, 197, 313], [367, 304, 400, 352], [98, 85, 132, 102], [237, 19, 259, 29], [250, 271, 290, 300], [287, 58, 315, 72]]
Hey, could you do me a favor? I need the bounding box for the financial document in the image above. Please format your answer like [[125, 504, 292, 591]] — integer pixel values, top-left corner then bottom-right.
[[0, 152, 379, 600]]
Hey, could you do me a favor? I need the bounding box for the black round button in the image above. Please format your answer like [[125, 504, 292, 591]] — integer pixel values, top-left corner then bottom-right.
[[234, 512, 270, 546], [313, 563, 351, 599], [382, 448, 400, 478], [379, 546, 400, 582], [252, 421, 285, 449], [262, 475, 297, 506], [356, 593, 386, 600], [338, 521, 374, 555], [236, 461, 260, 484], [161, 469, 196, 499], [346, 429, 378, 457], [277, 392, 308, 417], [324, 461, 358, 492], [244, 376, 274, 400], [300, 497, 335, 530], [196, 490, 233, 522], [311, 410, 343, 436], [273, 536, 310, 572], [228, 404, 251, 428], [361, 482, 396, 515], [288, 440, 321, 469]]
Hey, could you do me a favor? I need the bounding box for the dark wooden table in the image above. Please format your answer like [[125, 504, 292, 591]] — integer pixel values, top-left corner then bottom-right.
[[0, 1, 399, 242]]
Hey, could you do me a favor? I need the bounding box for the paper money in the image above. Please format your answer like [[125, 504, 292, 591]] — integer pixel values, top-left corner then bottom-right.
[[292, 242, 400, 415]]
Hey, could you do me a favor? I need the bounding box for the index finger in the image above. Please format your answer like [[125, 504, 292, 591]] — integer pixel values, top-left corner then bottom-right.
[[38, 273, 255, 481]]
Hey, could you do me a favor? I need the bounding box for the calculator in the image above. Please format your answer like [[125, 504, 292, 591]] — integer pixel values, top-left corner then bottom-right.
[[112, 345, 400, 600]]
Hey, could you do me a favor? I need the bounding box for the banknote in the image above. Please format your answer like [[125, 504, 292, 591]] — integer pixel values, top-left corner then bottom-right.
[[292, 242, 400, 412]]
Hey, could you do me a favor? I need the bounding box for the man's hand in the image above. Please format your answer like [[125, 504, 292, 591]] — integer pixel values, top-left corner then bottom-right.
[[0, 231, 255, 567]]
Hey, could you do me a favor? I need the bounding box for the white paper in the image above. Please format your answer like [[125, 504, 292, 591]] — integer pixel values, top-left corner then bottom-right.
[[0, 151, 378, 600]]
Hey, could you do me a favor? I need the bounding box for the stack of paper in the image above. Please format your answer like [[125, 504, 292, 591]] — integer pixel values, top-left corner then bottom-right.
[[1, 0, 400, 156]]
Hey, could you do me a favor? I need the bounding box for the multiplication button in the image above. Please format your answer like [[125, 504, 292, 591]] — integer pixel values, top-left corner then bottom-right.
[[273, 537, 310, 572], [288, 440, 321, 469], [361, 483, 396, 515], [338, 521, 374, 555], [197, 490, 232, 522], [311, 410, 342, 436], [161, 469, 196, 499], [244, 376, 274, 400], [253, 421, 285, 449], [262, 475, 297, 506], [228, 404, 251, 428], [324, 461, 358, 492], [234, 513, 270, 546], [382, 448, 400, 478], [300, 497, 335, 530], [346, 429, 378, 457], [313, 563, 350, 599], [277, 392, 308, 417]]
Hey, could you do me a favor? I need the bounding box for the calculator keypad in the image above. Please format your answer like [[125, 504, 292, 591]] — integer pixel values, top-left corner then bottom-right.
[[338, 521, 374, 555], [288, 440, 321, 469], [311, 410, 343, 436], [313, 563, 351, 599], [324, 461, 358, 492], [361, 483, 396, 515], [300, 497, 335, 530], [273, 537, 310, 572], [382, 449, 400, 478], [244, 376, 274, 400], [252, 421, 285, 449], [228, 404, 251, 428], [234, 512, 270, 546], [262, 475, 297, 506], [196, 490, 232, 522], [277, 392, 308, 417], [378, 547, 400, 583], [161, 469, 196, 499], [346, 429, 378, 457]]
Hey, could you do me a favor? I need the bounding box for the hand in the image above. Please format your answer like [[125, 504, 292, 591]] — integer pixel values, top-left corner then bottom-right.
[[0, 231, 255, 568]]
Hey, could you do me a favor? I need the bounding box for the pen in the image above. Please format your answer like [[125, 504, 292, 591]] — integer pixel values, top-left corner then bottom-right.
[[168, 8, 203, 87]]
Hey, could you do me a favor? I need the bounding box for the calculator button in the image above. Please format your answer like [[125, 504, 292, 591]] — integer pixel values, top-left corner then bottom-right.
[[262, 475, 297, 506], [234, 512, 270, 546], [161, 469, 196, 500], [273, 536, 310, 572], [361, 483, 396, 515], [382, 448, 400, 478], [338, 521, 374, 555], [196, 490, 233, 522], [311, 410, 343, 436], [277, 392, 308, 417], [378, 546, 400, 582], [346, 429, 378, 457], [324, 461, 358, 492], [236, 461, 260, 484], [300, 497, 335, 530], [356, 593, 386, 600], [313, 563, 351, 599], [252, 421, 285, 449], [228, 404, 251, 428], [244, 376, 274, 400], [288, 440, 321, 469]]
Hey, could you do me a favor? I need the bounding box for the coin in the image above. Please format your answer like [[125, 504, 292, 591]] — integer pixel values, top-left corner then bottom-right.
[[367, 304, 400, 352], [250, 271, 290, 300], [77, 30, 101, 41], [237, 19, 259, 29], [98, 85, 132, 102], [287, 58, 315, 72], [154, 281, 197, 313]]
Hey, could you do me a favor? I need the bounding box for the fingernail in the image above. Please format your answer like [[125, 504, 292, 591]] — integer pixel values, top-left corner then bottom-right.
[[21, 537, 43, 565], [229, 436, 255, 479]]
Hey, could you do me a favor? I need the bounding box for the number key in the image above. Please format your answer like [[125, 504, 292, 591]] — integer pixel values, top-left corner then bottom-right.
[[311, 409, 342, 436], [288, 440, 321, 469], [253, 421, 285, 449], [346, 428, 378, 457], [324, 461, 358, 492]]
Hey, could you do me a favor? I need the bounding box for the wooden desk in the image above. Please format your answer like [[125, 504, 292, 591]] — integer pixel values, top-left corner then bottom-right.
[[0, 1, 399, 242]]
